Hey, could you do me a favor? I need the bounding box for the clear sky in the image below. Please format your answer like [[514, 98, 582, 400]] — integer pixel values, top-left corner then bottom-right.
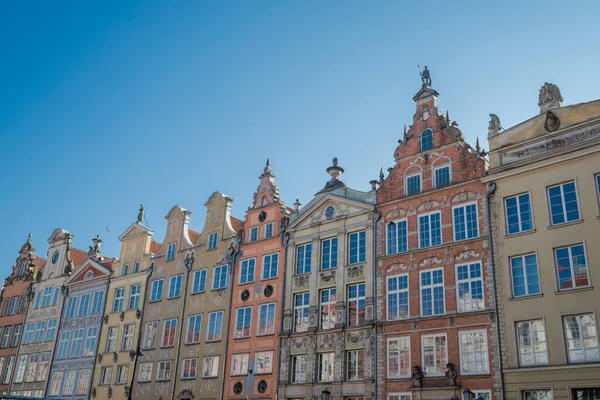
[[1, 1, 599, 275]]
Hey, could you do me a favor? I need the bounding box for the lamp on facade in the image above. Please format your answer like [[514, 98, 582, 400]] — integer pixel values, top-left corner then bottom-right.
[[321, 388, 331, 400], [461, 388, 475, 400], [184, 253, 195, 271]]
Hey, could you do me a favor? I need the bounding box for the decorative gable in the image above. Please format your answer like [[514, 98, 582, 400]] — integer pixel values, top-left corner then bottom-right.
[[65, 258, 111, 286]]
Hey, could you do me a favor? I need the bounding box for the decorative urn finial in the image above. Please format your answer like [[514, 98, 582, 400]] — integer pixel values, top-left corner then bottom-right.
[[326, 157, 344, 180]]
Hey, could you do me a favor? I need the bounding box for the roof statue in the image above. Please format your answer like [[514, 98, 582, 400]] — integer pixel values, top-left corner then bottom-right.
[[538, 82, 563, 112], [137, 204, 144, 223], [88, 234, 102, 256], [488, 114, 503, 137], [420, 66, 432, 87]]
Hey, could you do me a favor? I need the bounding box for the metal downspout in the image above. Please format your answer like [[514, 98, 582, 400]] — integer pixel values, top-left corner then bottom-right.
[[43, 284, 69, 397], [372, 211, 381, 400], [486, 182, 504, 400], [278, 229, 290, 398]]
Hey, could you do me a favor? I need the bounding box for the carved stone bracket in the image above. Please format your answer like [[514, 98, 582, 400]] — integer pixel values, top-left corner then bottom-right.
[[103, 314, 109, 325], [112, 352, 118, 363], [119, 311, 125, 322]]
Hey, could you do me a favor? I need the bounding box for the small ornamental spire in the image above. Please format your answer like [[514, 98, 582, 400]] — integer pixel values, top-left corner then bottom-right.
[[260, 158, 275, 179], [475, 137, 481, 152], [26, 233, 32, 245], [379, 167, 385, 182], [446, 111, 450, 123], [137, 204, 144, 223], [264, 158, 271, 174]]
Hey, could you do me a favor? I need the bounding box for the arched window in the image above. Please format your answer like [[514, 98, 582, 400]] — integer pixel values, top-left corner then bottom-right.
[[133, 261, 140, 274], [122, 264, 129, 277], [421, 129, 433, 151], [17, 262, 26, 277]]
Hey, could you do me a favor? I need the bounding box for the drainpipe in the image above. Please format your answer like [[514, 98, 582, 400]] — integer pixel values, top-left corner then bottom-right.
[[93, 275, 111, 399], [278, 224, 290, 393], [43, 284, 69, 397], [371, 211, 381, 400], [9, 282, 35, 395], [486, 182, 504, 400], [128, 259, 154, 400], [220, 240, 242, 400], [171, 251, 196, 400]]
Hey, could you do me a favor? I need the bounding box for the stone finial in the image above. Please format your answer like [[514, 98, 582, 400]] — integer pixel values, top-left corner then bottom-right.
[[379, 168, 384, 182], [326, 157, 344, 179], [369, 180, 378, 191], [488, 114, 502, 137], [137, 204, 144, 223], [293, 199, 301, 212], [539, 82, 563, 113], [88, 234, 102, 256], [260, 158, 275, 179], [26, 233, 32, 245]]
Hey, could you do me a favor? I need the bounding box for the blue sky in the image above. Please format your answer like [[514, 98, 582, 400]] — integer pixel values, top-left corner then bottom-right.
[[1, 1, 599, 274]]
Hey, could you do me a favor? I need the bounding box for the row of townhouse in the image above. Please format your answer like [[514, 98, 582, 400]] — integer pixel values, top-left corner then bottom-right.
[[0, 74, 599, 400]]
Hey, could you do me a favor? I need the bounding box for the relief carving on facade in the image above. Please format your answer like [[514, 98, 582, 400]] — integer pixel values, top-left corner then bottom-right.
[[385, 207, 407, 221], [279, 338, 290, 382], [305, 335, 316, 383], [346, 265, 364, 280], [418, 200, 440, 212], [418, 257, 442, 268], [294, 275, 309, 288], [454, 250, 481, 261], [318, 334, 334, 349], [334, 332, 344, 381], [346, 331, 364, 344], [319, 270, 336, 284]]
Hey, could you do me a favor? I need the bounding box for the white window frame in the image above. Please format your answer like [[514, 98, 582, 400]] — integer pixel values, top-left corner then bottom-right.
[[202, 356, 219, 378], [387, 337, 410, 378], [138, 362, 153, 382], [122, 324, 135, 351], [348, 230, 366, 265], [113, 288, 125, 312], [563, 313, 600, 363], [554, 243, 590, 291], [388, 393, 413, 400], [161, 319, 177, 348], [387, 274, 409, 321], [452, 201, 479, 241], [129, 284, 141, 309], [405, 172, 422, 196], [346, 349, 364, 381], [418, 210, 442, 249], [150, 279, 164, 302], [421, 333, 447, 377], [294, 292, 310, 333], [318, 352, 334, 382], [433, 164, 451, 189], [156, 360, 172, 381], [262, 253, 279, 280], [420, 268, 445, 317], [320, 288, 337, 330], [264, 222, 274, 239], [521, 389, 554, 400], [510, 253, 541, 297], [295, 243, 312, 275], [504, 192, 535, 235], [291, 355, 306, 383], [106, 327, 118, 353], [212, 265, 227, 290], [455, 262, 485, 312], [208, 232, 218, 250], [347, 283, 366, 326], [168, 275, 183, 298], [234, 306, 252, 339], [166, 242, 177, 261], [249, 227, 259, 243], [255, 350, 273, 374], [257, 302, 276, 335], [321, 237, 338, 270], [516, 319, 549, 367], [191, 269, 207, 293], [239, 258, 256, 285], [547, 180, 581, 226], [116, 365, 128, 384], [458, 329, 489, 375], [100, 366, 112, 385], [386, 218, 408, 255], [186, 314, 202, 344], [181, 358, 198, 379], [142, 321, 158, 349], [231, 353, 249, 376], [206, 311, 223, 341]]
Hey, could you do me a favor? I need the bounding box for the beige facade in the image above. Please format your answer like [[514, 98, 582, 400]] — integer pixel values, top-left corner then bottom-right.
[[92, 213, 157, 400], [278, 160, 376, 400], [484, 86, 600, 400]]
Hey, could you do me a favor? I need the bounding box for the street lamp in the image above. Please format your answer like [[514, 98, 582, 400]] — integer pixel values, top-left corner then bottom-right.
[[321, 388, 331, 400], [462, 389, 475, 400], [184, 253, 195, 271]]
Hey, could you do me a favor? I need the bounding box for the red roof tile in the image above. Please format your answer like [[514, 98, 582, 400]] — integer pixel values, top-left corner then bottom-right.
[[188, 229, 201, 244], [150, 241, 161, 254], [35, 257, 46, 272], [231, 217, 242, 232], [69, 248, 89, 268]]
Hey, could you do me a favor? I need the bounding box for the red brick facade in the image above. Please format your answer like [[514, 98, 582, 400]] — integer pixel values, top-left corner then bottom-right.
[[374, 86, 500, 400]]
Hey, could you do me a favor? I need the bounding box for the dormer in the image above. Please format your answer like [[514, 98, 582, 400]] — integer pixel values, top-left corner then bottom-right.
[[154, 205, 192, 261], [117, 205, 157, 271], [195, 192, 239, 251]]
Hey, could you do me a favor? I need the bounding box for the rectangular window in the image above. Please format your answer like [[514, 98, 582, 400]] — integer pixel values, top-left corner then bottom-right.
[[264, 222, 274, 239], [192, 269, 207, 293], [166, 242, 177, 261], [202, 356, 219, 377], [14, 354, 27, 383], [56, 331, 71, 359], [207, 311, 223, 341], [36, 352, 51, 381], [78, 293, 91, 316], [1, 301, 8, 316], [122, 324, 135, 351], [62, 370, 76, 396], [1, 327, 10, 348], [255, 350, 273, 374], [42, 287, 52, 308], [12, 325, 21, 347], [387, 220, 408, 255], [25, 353, 38, 382], [453, 203, 479, 241], [168, 275, 182, 298], [387, 274, 409, 321], [295, 243, 312, 275], [231, 353, 249, 376], [422, 334, 447, 376], [388, 394, 412, 400], [34, 292, 41, 309], [564, 314, 600, 363], [419, 212, 442, 248], [456, 262, 484, 312], [239, 259, 256, 284], [548, 181, 580, 225], [318, 353, 334, 382], [113, 288, 125, 312], [116, 365, 128, 384], [212, 265, 227, 290], [65, 297, 77, 319], [347, 350, 364, 380], [70, 328, 84, 358], [133, 261, 140, 273], [83, 327, 98, 357], [129, 284, 141, 309], [106, 327, 118, 352], [511, 253, 541, 297], [349, 231, 366, 264], [250, 227, 259, 242], [186, 314, 202, 344], [522, 390, 553, 400], [597, 174, 600, 205], [23, 323, 34, 344], [421, 269, 445, 316], [34, 320, 46, 343], [181, 358, 198, 379], [387, 337, 410, 378], [321, 238, 338, 270], [555, 244, 589, 290], [2, 356, 12, 384], [258, 302, 276, 335], [208, 232, 218, 250], [91, 290, 104, 313], [156, 361, 172, 381], [517, 320, 548, 366], [49, 371, 63, 396], [235, 307, 252, 338], [100, 367, 112, 385], [348, 283, 366, 326], [9, 297, 18, 315], [505, 193, 533, 234], [262, 253, 279, 280], [434, 165, 450, 188], [138, 362, 153, 382], [162, 319, 177, 347], [143, 321, 158, 349], [150, 279, 164, 302], [291, 355, 306, 383], [76, 369, 91, 394], [320, 288, 337, 329], [459, 330, 489, 374], [294, 292, 310, 333], [406, 173, 421, 196]]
